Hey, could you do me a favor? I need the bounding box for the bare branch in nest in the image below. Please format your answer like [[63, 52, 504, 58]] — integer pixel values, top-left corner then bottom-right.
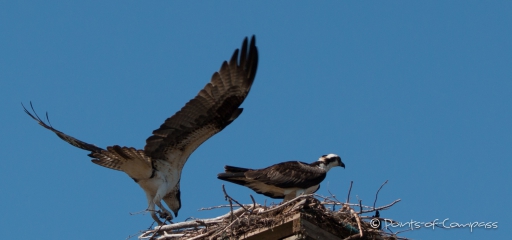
[[149, 223, 165, 240], [373, 180, 388, 210], [222, 184, 234, 222], [155, 233, 185, 240], [222, 185, 249, 212], [356, 195, 362, 214], [320, 199, 401, 214], [249, 194, 256, 222], [257, 194, 314, 215], [142, 209, 245, 234], [314, 193, 333, 201], [285, 198, 308, 214], [327, 189, 339, 211], [346, 180, 354, 203], [327, 189, 341, 204], [341, 204, 364, 238], [209, 210, 251, 239], [185, 232, 209, 240], [250, 195, 256, 211], [361, 199, 401, 213], [198, 204, 255, 211], [393, 228, 414, 236], [129, 209, 150, 216], [343, 233, 363, 240]]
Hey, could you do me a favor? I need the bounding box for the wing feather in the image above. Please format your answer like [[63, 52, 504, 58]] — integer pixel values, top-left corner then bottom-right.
[[90, 146, 152, 177], [23, 102, 152, 173], [144, 36, 258, 163], [22, 102, 104, 154], [245, 161, 327, 189]]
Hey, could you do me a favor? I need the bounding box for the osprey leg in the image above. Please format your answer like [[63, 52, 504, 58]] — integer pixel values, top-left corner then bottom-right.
[[145, 193, 164, 225], [154, 185, 174, 222]]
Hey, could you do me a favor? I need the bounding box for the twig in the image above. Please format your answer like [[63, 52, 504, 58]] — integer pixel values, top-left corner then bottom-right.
[[319, 201, 369, 207], [373, 180, 388, 210], [320, 198, 400, 214], [209, 210, 250, 239], [286, 198, 307, 213], [250, 195, 256, 213], [343, 233, 362, 240], [327, 189, 341, 203], [248, 194, 256, 223], [129, 209, 150, 216], [204, 204, 258, 240], [142, 208, 248, 235], [379, 231, 411, 239], [346, 181, 353, 203], [222, 185, 249, 212], [327, 189, 341, 211], [149, 223, 166, 240], [185, 232, 209, 240], [155, 233, 184, 240], [341, 204, 363, 238], [228, 199, 234, 222], [198, 204, 255, 211], [361, 199, 401, 213], [222, 185, 235, 222], [393, 228, 413, 235], [314, 193, 334, 202], [257, 194, 313, 215]]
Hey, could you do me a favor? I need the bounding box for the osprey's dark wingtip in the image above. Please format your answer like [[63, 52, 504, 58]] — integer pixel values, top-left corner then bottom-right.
[[21, 101, 37, 121], [22, 101, 51, 128], [250, 35, 256, 46]]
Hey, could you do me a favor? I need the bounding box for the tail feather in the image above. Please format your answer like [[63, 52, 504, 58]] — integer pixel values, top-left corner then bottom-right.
[[217, 171, 249, 186], [218, 165, 252, 186], [224, 165, 251, 173], [217, 172, 245, 179]]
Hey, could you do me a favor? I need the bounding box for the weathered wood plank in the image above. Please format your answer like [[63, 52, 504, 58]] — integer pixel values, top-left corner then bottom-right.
[[239, 213, 343, 240], [239, 213, 300, 240], [298, 218, 342, 240]]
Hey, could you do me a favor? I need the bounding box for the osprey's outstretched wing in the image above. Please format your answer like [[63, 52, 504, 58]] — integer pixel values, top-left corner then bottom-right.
[[23, 103, 151, 173], [24, 36, 259, 225], [145, 36, 258, 167]]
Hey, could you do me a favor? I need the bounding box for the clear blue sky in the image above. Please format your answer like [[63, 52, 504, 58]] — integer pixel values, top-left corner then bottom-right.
[[1, 1, 510, 239]]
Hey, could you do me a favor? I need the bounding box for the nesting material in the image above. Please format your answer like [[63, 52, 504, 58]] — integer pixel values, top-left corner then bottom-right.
[[139, 194, 407, 240]]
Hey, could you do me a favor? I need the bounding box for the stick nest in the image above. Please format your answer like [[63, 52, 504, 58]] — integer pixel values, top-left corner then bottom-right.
[[139, 189, 407, 240]]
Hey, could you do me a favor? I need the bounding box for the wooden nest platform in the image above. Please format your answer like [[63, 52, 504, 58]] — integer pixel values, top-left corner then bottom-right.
[[139, 184, 407, 240]]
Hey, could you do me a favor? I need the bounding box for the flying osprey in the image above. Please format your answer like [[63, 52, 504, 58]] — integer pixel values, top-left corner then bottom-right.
[[217, 154, 345, 201], [23, 36, 258, 225]]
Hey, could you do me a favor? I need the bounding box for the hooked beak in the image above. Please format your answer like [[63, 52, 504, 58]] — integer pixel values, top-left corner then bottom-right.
[[339, 160, 345, 168]]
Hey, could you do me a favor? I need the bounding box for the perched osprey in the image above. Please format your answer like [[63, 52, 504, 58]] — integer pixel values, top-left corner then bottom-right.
[[23, 36, 258, 225], [217, 154, 345, 201]]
